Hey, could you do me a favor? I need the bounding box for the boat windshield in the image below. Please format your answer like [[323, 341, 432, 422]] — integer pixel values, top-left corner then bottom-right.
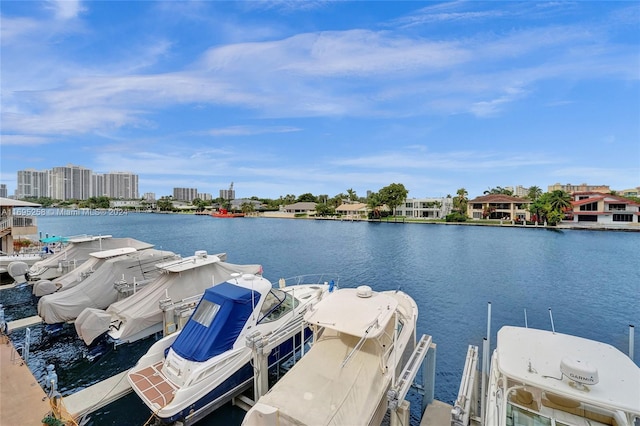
[[258, 289, 299, 323], [507, 403, 552, 426], [191, 299, 221, 327]]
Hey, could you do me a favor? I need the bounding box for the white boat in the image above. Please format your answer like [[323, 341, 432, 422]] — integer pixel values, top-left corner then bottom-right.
[[37, 248, 180, 326], [453, 325, 640, 426], [242, 285, 419, 426], [127, 273, 332, 425], [14, 235, 154, 285], [75, 251, 259, 347]]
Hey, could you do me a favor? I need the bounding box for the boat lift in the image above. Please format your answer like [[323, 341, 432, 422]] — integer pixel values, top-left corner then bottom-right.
[[387, 334, 437, 426]]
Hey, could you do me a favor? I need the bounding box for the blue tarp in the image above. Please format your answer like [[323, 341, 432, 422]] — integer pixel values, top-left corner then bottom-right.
[[171, 282, 258, 362], [40, 236, 68, 243]]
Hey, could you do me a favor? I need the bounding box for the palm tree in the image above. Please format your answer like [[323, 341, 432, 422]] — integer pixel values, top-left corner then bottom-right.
[[527, 186, 543, 201], [547, 190, 571, 212], [453, 188, 468, 213]]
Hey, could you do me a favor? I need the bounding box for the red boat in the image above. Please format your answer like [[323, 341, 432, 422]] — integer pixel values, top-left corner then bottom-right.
[[211, 208, 245, 218]]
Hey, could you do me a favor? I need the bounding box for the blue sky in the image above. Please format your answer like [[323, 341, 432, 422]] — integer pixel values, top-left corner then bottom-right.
[[1, 1, 638, 200]]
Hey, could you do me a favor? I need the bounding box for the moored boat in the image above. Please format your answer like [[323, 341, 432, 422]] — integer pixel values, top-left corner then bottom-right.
[[452, 325, 640, 426], [242, 285, 419, 426], [127, 273, 332, 425], [211, 208, 245, 218], [74, 251, 259, 347]]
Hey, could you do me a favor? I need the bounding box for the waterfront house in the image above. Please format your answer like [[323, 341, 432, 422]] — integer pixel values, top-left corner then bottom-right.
[[335, 202, 369, 219], [283, 202, 317, 215], [568, 192, 640, 227], [467, 194, 531, 222], [395, 197, 453, 219], [0, 197, 40, 254]]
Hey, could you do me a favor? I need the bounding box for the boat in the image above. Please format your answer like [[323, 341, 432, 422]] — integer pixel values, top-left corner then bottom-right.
[[74, 251, 260, 347], [127, 273, 333, 425], [37, 248, 180, 327], [11, 235, 154, 285], [452, 325, 640, 426], [242, 285, 419, 426], [211, 208, 245, 218]]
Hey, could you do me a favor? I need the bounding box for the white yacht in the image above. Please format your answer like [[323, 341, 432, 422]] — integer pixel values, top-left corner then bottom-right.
[[127, 273, 331, 425], [242, 285, 418, 426], [454, 325, 640, 426]]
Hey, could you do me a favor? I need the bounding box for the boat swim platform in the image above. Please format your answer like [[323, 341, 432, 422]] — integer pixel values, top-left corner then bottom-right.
[[0, 334, 51, 426], [63, 370, 133, 419]]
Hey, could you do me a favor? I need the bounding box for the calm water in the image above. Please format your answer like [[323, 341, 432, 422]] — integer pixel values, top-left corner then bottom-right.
[[2, 212, 639, 425]]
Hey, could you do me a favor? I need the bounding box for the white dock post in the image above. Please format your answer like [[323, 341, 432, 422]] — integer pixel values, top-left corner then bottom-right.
[[253, 339, 269, 401], [630, 324, 635, 361]]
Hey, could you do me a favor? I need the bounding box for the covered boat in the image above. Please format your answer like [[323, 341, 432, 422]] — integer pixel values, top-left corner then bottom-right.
[[75, 251, 259, 346], [37, 248, 179, 324], [128, 273, 330, 425], [242, 285, 418, 426], [27, 235, 154, 289]]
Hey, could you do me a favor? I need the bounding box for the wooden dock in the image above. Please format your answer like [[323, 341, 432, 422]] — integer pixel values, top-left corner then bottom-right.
[[0, 335, 51, 426]]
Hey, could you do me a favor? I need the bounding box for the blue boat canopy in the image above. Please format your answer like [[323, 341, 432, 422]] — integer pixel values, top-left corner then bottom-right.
[[171, 282, 258, 362], [40, 236, 69, 243]]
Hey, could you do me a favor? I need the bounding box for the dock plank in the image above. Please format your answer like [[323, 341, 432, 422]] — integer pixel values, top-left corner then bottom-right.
[[0, 335, 51, 425]]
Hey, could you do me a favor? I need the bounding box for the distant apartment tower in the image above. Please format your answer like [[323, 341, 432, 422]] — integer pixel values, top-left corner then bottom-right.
[[505, 185, 529, 198], [548, 183, 610, 194], [17, 169, 49, 199], [103, 172, 138, 199], [16, 169, 49, 199], [50, 165, 92, 201], [198, 193, 212, 201], [0, 184, 7, 198], [173, 187, 198, 202], [219, 187, 235, 201], [92, 174, 106, 197]]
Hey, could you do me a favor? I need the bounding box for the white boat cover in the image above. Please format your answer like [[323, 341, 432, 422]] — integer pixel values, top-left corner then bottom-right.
[[29, 236, 154, 279], [245, 331, 390, 426], [33, 256, 105, 297], [75, 260, 262, 345], [37, 249, 179, 324]]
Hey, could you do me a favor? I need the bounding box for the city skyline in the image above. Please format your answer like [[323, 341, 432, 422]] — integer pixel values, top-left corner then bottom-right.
[[1, 1, 639, 199]]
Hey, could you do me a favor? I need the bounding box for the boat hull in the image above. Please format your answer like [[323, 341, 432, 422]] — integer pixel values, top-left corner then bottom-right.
[[143, 330, 309, 424]]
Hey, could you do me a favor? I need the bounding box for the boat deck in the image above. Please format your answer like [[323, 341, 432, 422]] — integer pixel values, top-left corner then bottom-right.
[[128, 361, 177, 409], [0, 335, 51, 425]]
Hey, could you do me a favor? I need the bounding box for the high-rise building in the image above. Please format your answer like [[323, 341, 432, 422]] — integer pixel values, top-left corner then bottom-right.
[[219, 182, 235, 201], [103, 172, 139, 199], [16, 169, 50, 199], [15, 166, 140, 201], [173, 187, 198, 202], [92, 174, 106, 197], [0, 184, 7, 198], [50, 165, 92, 201]]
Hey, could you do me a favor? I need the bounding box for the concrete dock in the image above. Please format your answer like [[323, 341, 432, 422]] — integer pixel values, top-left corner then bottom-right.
[[63, 370, 133, 419], [0, 335, 51, 425], [420, 399, 453, 425]]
